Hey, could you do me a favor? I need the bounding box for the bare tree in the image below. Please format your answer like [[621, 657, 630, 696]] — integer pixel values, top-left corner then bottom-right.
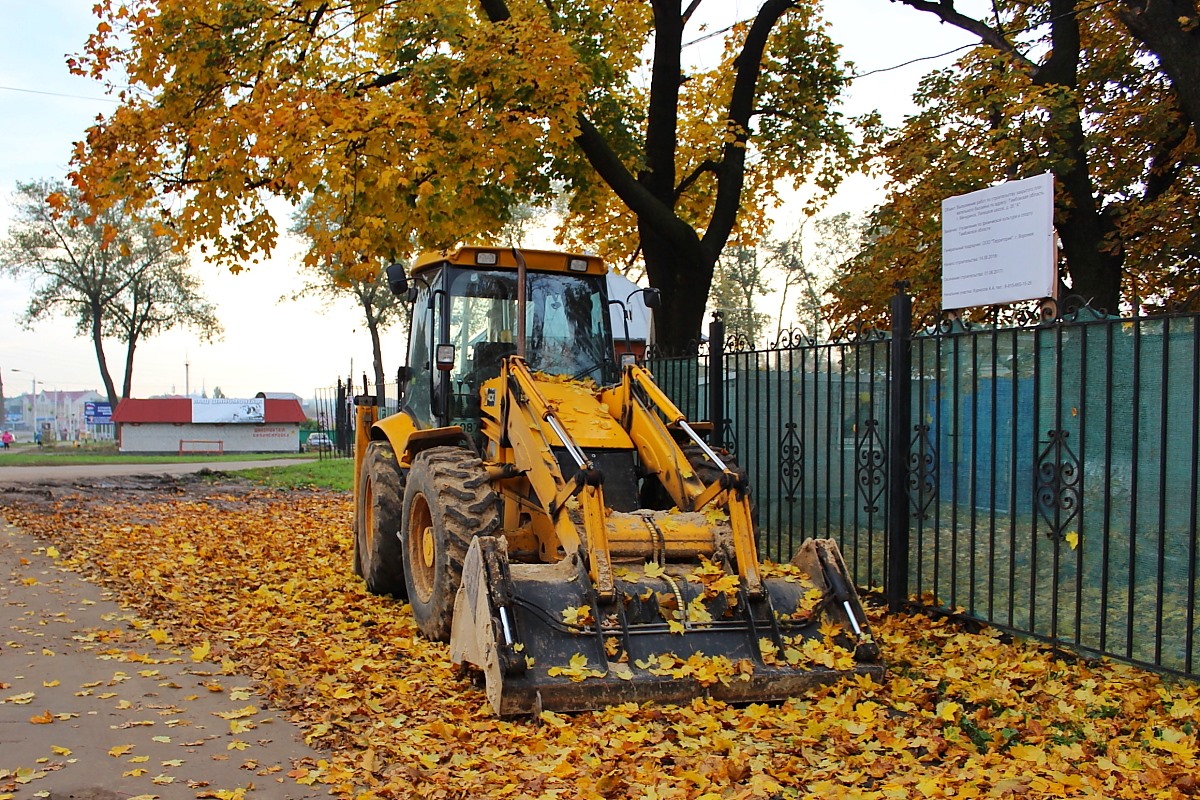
[[1, 180, 221, 407], [766, 212, 863, 342]]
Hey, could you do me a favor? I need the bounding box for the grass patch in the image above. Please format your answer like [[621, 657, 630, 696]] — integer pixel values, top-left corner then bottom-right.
[[228, 458, 355, 491]]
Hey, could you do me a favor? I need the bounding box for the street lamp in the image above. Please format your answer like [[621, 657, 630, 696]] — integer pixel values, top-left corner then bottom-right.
[[11, 369, 39, 438]]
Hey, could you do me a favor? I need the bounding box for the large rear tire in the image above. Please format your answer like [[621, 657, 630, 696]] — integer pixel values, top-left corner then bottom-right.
[[356, 440, 407, 597], [402, 446, 500, 642]]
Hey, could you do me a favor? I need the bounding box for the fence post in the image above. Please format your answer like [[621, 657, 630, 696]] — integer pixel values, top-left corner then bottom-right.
[[887, 284, 913, 612], [336, 378, 349, 457], [708, 312, 725, 448]]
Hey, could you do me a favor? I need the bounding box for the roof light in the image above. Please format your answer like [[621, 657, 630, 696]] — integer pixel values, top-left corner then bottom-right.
[[568, 257, 589, 272], [476, 251, 499, 266]]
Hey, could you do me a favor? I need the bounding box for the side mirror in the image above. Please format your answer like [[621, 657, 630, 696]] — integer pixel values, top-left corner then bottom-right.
[[435, 343, 456, 371], [385, 262, 409, 297], [643, 288, 662, 310]]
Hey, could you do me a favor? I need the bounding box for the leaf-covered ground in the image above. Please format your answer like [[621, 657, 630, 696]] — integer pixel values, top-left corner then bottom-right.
[[3, 484, 1199, 799]]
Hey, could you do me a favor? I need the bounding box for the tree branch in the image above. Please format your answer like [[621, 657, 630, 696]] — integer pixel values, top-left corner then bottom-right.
[[675, 159, 719, 200], [705, 0, 792, 255], [574, 114, 695, 244], [892, 0, 1036, 70]]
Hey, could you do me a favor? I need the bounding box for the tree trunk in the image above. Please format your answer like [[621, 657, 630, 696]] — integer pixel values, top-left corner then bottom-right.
[[1117, 0, 1200, 136], [366, 315, 385, 406], [641, 224, 714, 353], [121, 336, 138, 402], [1051, 118, 1124, 311], [90, 300, 120, 408], [1034, 0, 1124, 312]]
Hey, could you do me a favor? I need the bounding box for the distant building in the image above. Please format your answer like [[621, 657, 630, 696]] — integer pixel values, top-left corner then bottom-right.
[[14, 389, 109, 441], [111, 393, 306, 454]]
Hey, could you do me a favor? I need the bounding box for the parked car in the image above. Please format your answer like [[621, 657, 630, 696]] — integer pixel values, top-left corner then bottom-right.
[[305, 432, 333, 452]]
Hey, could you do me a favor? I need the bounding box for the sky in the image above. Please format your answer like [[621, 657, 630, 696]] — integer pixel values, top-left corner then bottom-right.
[[0, 0, 982, 403]]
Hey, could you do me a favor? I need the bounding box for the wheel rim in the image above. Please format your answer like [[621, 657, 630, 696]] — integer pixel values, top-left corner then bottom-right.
[[407, 493, 435, 602]]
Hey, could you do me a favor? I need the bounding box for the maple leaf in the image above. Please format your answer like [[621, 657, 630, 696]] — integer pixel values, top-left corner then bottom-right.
[[560, 605, 593, 626], [642, 561, 666, 579]]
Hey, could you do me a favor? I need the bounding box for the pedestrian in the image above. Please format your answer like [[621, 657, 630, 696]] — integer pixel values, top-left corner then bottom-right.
[[1, 430, 12, 449], [34, 430, 42, 447]]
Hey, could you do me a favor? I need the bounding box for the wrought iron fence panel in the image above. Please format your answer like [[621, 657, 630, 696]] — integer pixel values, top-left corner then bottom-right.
[[650, 303, 1200, 679], [899, 306, 1200, 678], [651, 331, 892, 591]]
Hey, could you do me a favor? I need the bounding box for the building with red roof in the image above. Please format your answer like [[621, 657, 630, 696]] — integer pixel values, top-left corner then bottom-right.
[[111, 393, 307, 454]]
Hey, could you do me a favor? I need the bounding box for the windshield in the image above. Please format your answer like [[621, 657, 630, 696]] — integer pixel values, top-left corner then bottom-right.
[[446, 267, 615, 387]]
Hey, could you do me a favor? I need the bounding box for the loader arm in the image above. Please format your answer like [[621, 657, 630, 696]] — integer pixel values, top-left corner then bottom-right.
[[606, 364, 764, 597], [494, 356, 617, 599]]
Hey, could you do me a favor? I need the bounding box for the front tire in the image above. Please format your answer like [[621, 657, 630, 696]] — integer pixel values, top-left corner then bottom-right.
[[356, 440, 407, 597], [402, 446, 500, 642]]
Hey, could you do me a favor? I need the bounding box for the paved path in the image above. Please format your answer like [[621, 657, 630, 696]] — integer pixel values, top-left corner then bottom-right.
[[0, 459, 316, 487], [0, 463, 329, 799]]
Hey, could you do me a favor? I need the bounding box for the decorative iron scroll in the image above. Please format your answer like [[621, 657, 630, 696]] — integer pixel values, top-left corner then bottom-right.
[[914, 295, 1109, 334], [1034, 294, 1108, 324], [778, 422, 803, 503], [720, 419, 738, 458], [913, 307, 976, 337], [855, 418, 887, 514], [838, 321, 890, 344], [907, 423, 938, 520], [770, 327, 818, 350], [724, 331, 754, 354], [1034, 429, 1082, 541]]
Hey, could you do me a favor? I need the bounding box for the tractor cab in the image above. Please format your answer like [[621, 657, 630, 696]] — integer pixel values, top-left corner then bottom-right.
[[398, 248, 619, 437]]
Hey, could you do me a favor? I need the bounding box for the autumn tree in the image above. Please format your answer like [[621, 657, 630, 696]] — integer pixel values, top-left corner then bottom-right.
[[0, 180, 222, 407], [287, 202, 409, 401], [69, 0, 866, 353], [830, 1, 1199, 325]]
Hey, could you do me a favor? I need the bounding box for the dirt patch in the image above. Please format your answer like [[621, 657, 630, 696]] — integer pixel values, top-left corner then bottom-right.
[[0, 470, 314, 511]]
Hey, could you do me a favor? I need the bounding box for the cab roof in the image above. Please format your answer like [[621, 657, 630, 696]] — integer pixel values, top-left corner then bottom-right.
[[411, 246, 607, 277]]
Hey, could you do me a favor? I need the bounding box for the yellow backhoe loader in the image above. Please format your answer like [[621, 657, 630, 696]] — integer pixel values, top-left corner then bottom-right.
[[352, 246, 882, 716]]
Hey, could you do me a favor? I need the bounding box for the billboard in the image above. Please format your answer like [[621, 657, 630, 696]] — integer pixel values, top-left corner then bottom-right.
[[942, 172, 1056, 309], [84, 401, 113, 425], [191, 398, 265, 424]]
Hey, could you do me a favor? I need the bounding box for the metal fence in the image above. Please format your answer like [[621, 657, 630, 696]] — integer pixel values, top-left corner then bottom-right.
[[649, 294, 1200, 680], [311, 376, 400, 459]]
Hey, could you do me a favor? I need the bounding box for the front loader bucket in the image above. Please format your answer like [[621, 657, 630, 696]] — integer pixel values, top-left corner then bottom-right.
[[450, 536, 884, 717]]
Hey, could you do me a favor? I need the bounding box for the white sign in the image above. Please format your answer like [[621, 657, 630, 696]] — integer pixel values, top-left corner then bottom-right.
[[942, 173, 1056, 309], [192, 398, 265, 424]]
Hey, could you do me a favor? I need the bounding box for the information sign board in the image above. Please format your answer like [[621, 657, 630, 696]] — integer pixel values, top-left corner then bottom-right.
[[942, 173, 1056, 309]]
